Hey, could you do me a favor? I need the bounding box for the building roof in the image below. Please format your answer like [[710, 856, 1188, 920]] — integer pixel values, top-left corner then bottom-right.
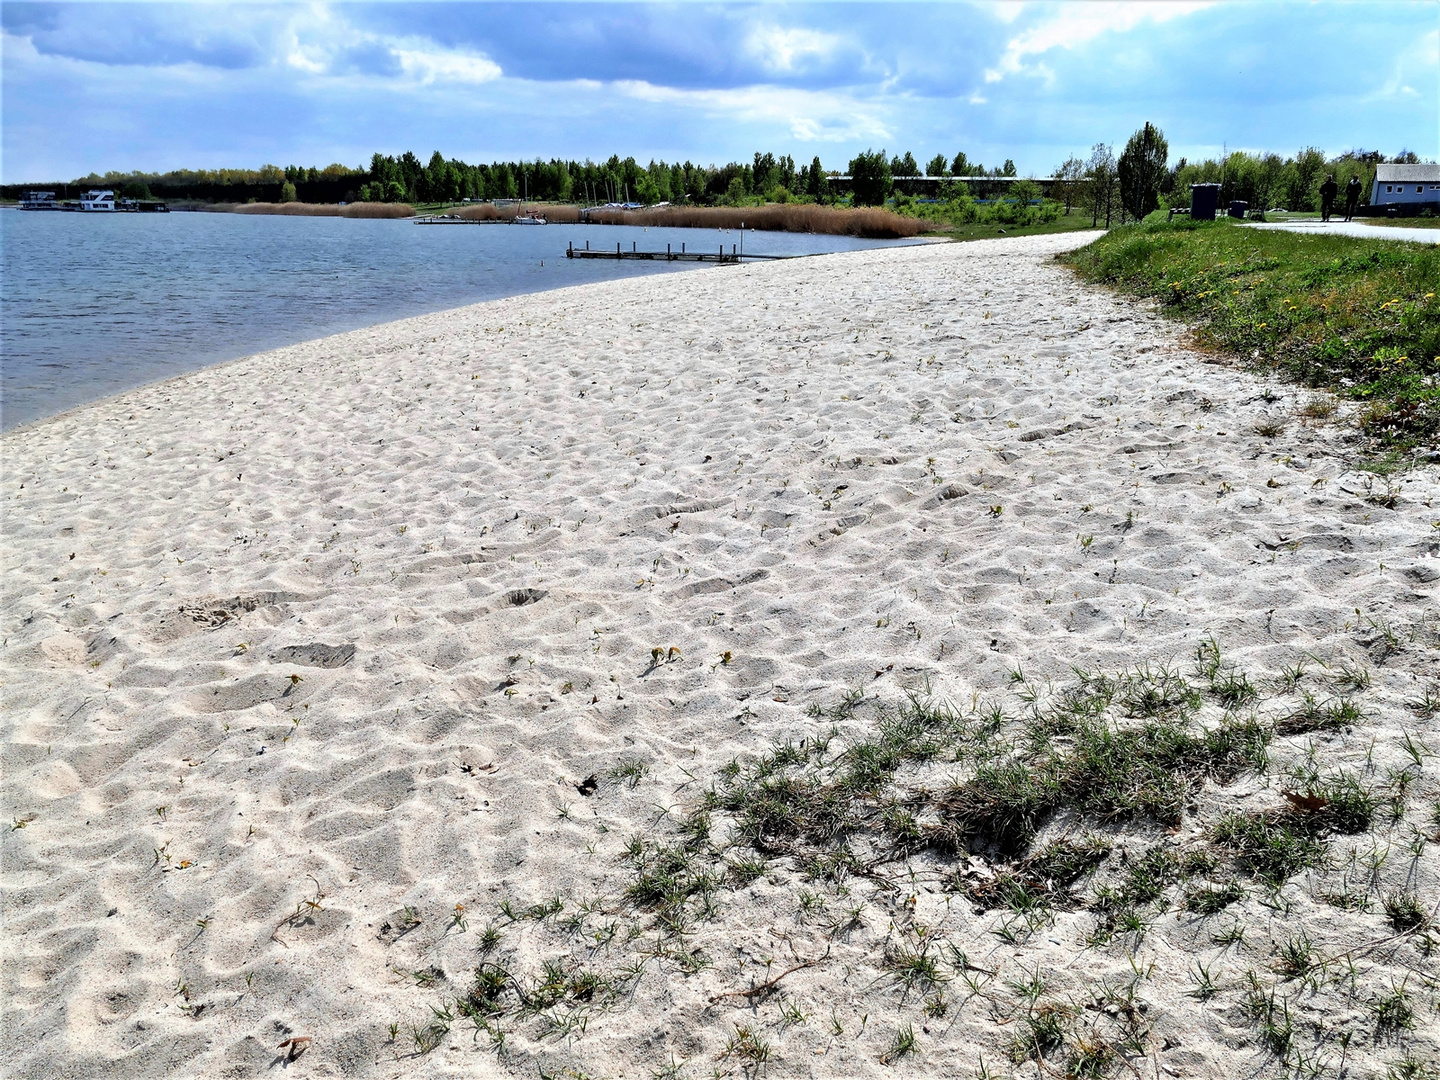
[[1375, 163, 1440, 183]]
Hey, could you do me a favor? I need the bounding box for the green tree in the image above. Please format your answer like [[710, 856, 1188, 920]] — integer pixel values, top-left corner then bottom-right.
[[892, 151, 919, 176], [1051, 156, 1084, 214], [279, 181, 297, 203], [1286, 147, 1326, 211], [1086, 142, 1118, 227], [951, 151, 978, 177], [806, 156, 829, 202], [925, 154, 949, 177], [1117, 122, 1168, 220], [848, 148, 893, 206], [1000, 159, 1017, 176]]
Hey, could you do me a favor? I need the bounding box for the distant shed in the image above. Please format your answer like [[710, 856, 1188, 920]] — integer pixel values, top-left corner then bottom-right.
[[1373, 163, 1440, 207]]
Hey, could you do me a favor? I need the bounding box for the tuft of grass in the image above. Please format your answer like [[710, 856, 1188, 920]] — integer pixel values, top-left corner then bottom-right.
[[608, 758, 650, 789], [1184, 879, 1246, 915], [1276, 692, 1364, 735], [882, 1023, 918, 1063], [1213, 813, 1328, 885], [1373, 981, 1415, 1034], [1383, 890, 1430, 932]]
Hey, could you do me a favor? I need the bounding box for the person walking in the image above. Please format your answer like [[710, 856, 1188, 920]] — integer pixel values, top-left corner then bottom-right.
[[1320, 174, 1338, 222], [1344, 175, 1362, 221]]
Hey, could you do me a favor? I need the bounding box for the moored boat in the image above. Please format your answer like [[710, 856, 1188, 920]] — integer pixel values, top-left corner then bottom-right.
[[79, 189, 117, 211]]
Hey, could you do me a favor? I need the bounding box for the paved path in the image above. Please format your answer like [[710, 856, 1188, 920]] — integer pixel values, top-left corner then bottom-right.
[[1244, 218, 1440, 244]]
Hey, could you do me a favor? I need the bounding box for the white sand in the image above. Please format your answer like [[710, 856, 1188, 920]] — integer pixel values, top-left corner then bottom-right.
[[4, 234, 1438, 1078]]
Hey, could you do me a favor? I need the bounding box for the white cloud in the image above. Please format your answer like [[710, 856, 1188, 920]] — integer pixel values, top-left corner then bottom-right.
[[985, 1, 1213, 82], [611, 80, 889, 144], [275, 7, 500, 85], [744, 24, 845, 73], [1369, 28, 1438, 104], [395, 46, 501, 85]]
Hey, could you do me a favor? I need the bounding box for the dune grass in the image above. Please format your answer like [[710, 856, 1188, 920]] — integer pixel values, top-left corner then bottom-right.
[[1060, 217, 1440, 451]]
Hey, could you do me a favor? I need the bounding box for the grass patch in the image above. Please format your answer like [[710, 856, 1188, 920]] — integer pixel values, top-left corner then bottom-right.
[[1059, 218, 1440, 451]]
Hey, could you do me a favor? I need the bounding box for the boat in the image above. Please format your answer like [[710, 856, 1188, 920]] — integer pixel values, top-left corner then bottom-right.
[[19, 191, 61, 210], [79, 190, 116, 212], [513, 211, 546, 224]]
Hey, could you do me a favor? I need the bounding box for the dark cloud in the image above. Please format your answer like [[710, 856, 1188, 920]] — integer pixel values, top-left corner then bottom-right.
[[3, 2, 270, 70]]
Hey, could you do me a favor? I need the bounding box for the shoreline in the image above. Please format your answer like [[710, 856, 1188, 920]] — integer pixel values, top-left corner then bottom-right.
[[4, 235, 1437, 1078], [4, 223, 923, 436]]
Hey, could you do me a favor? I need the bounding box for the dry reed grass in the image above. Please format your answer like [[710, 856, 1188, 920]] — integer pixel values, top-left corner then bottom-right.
[[225, 202, 415, 219], [584, 204, 924, 239], [448, 203, 582, 223]]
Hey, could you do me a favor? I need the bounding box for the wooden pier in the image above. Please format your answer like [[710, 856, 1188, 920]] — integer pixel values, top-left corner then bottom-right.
[[566, 240, 794, 263]]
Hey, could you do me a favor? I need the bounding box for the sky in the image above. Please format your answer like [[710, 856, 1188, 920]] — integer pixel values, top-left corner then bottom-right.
[[2, 1, 1436, 183]]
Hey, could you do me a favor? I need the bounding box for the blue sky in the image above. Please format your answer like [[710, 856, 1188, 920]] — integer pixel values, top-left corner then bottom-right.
[[2, 2, 1436, 183]]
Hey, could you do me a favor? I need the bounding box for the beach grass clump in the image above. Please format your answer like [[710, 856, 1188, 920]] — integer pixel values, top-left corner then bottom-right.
[[1060, 218, 1440, 450]]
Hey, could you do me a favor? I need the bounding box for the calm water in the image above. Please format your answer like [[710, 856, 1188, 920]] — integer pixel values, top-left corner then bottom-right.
[[0, 210, 913, 430]]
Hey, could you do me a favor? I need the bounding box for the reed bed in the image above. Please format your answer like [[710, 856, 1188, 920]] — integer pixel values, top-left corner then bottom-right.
[[224, 202, 415, 218], [584, 203, 925, 239], [446, 203, 582, 223]]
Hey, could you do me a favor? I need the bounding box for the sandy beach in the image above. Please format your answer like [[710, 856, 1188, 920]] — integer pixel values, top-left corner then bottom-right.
[[3, 233, 1437, 1078]]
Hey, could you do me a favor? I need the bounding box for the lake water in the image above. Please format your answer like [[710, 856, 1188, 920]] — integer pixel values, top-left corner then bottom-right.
[[0, 210, 915, 431]]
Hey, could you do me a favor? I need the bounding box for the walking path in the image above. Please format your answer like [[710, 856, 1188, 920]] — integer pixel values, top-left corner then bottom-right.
[[1245, 218, 1440, 244]]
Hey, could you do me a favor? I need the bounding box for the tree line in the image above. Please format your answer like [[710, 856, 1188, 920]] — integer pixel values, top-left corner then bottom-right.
[[45, 140, 1419, 215], [1051, 130, 1420, 227]]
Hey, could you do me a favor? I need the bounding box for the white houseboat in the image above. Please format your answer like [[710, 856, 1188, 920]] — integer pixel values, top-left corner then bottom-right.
[[19, 191, 60, 210], [79, 189, 117, 211]]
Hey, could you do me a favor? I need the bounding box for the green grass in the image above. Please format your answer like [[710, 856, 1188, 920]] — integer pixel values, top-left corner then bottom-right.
[[1060, 217, 1440, 450], [1364, 217, 1440, 230], [926, 214, 1103, 242]]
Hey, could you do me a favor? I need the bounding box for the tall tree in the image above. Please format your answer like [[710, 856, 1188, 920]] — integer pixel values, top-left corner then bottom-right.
[[1117, 122, 1169, 220], [1052, 156, 1084, 214], [848, 149, 893, 206], [951, 151, 978, 177], [925, 154, 949, 177], [806, 156, 830, 202], [1086, 143, 1118, 228], [891, 151, 919, 177]]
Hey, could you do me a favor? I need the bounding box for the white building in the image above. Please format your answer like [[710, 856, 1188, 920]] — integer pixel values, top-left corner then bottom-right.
[[1373, 164, 1440, 207]]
